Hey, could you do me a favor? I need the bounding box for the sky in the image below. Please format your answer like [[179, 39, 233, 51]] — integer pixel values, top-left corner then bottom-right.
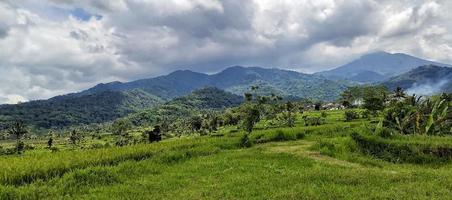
[[0, 0, 452, 104]]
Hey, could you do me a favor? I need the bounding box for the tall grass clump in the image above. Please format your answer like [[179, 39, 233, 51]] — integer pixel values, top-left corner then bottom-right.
[[351, 132, 452, 163], [0, 137, 239, 186]]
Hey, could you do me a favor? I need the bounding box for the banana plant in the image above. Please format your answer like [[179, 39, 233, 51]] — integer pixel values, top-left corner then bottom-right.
[[425, 99, 448, 135]]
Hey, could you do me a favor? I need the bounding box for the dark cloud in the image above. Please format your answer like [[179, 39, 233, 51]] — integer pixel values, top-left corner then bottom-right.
[[0, 27, 8, 38]]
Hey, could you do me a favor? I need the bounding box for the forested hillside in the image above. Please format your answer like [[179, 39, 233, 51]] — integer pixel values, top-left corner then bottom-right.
[[80, 66, 350, 101], [125, 87, 243, 130], [0, 89, 163, 129], [382, 65, 452, 94]]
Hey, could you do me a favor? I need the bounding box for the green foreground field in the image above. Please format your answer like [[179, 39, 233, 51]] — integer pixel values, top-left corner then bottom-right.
[[1, 110, 452, 199]]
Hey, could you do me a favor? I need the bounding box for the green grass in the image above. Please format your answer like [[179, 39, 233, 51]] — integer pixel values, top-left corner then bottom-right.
[[1, 109, 452, 199], [4, 140, 452, 199]]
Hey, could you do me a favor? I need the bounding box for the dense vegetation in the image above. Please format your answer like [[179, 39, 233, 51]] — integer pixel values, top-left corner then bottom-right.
[[382, 65, 452, 92], [0, 89, 162, 130], [0, 102, 451, 199], [0, 66, 351, 131], [0, 72, 452, 199]]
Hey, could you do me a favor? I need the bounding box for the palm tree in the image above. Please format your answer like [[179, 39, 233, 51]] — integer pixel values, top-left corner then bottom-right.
[[8, 120, 28, 154], [393, 87, 406, 100]]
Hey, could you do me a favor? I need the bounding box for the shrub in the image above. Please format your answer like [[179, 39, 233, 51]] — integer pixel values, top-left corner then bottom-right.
[[381, 96, 451, 135], [89, 143, 105, 149], [321, 111, 328, 118], [303, 116, 325, 126], [344, 110, 360, 121], [252, 129, 305, 144], [360, 110, 371, 119], [351, 132, 452, 163], [49, 147, 59, 153], [239, 134, 252, 148]]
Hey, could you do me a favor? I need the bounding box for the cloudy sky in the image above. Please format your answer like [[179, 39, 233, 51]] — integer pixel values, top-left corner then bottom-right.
[[0, 0, 451, 104]]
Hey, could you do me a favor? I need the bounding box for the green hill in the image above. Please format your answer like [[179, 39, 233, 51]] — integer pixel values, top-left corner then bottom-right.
[[382, 65, 452, 94], [126, 87, 242, 126], [0, 89, 163, 129]]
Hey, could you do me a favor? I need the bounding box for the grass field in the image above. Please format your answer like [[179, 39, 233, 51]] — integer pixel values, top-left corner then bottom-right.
[[1, 110, 452, 199]]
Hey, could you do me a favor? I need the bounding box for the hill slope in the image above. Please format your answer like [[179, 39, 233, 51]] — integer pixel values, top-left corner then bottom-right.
[[81, 66, 349, 101], [0, 89, 163, 129], [126, 87, 243, 126], [0, 66, 347, 130], [317, 51, 450, 83], [382, 65, 452, 95], [169, 87, 243, 110]]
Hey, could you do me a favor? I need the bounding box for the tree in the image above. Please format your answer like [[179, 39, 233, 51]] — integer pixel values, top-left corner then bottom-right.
[[244, 93, 253, 102], [145, 125, 162, 143], [363, 86, 389, 112], [47, 137, 53, 149], [189, 115, 203, 133], [111, 119, 133, 146], [207, 114, 219, 133], [222, 110, 240, 126], [283, 101, 296, 127], [340, 88, 354, 108], [363, 97, 385, 112], [394, 87, 406, 99], [8, 120, 28, 154], [68, 129, 81, 147], [314, 102, 322, 111], [111, 119, 132, 136], [241, 104, 261, 134]]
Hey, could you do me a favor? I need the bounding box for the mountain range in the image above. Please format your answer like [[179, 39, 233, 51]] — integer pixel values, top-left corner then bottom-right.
[[0, 51, 451, 130], [317, 51, 451, 83], [80, 66, 349, 101]]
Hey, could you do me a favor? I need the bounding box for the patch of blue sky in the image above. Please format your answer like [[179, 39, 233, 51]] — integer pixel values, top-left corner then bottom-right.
[[70, 8, 102, 21]]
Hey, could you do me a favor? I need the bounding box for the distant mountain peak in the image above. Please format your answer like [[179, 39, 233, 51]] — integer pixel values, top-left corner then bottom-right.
[[317, 51, 450, 83], [168, 69, 205, 76], [362, 50, 391, 57]]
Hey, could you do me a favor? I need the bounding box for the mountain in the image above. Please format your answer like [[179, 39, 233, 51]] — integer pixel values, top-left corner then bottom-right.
[[81, 66, 350, 101], [0, 66, 349, 130], [317, 51, 450, 83], [382, 65, 452, 95], [125, 87, 243, 126], [0, 89, 163, 129], [81, 70, 210, 100], [169, 87, 243, 109]]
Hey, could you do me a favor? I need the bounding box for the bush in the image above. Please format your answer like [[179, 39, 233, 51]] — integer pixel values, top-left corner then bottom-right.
[[89, 143, 105, 149], [252, 129, 305, 144], [239, 134, 252, 148], [344, 110, 360, 121], [303, 116, 325, 126], [351, 132, 452, 163], [360, 110, 371, 119], [49, 147, 59, 153]]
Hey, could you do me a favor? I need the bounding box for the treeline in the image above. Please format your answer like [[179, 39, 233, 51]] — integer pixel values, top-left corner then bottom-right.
[[0, 90, 162, 130]]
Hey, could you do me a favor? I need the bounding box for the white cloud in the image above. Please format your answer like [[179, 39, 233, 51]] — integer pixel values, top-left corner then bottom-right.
[[0, 0, 451, 103]]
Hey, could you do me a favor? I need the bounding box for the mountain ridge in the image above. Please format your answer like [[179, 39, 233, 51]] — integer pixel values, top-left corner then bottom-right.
[[382, 65, 452, 95], [78, 66, 349, 101], [317, 51, 451, 83]]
